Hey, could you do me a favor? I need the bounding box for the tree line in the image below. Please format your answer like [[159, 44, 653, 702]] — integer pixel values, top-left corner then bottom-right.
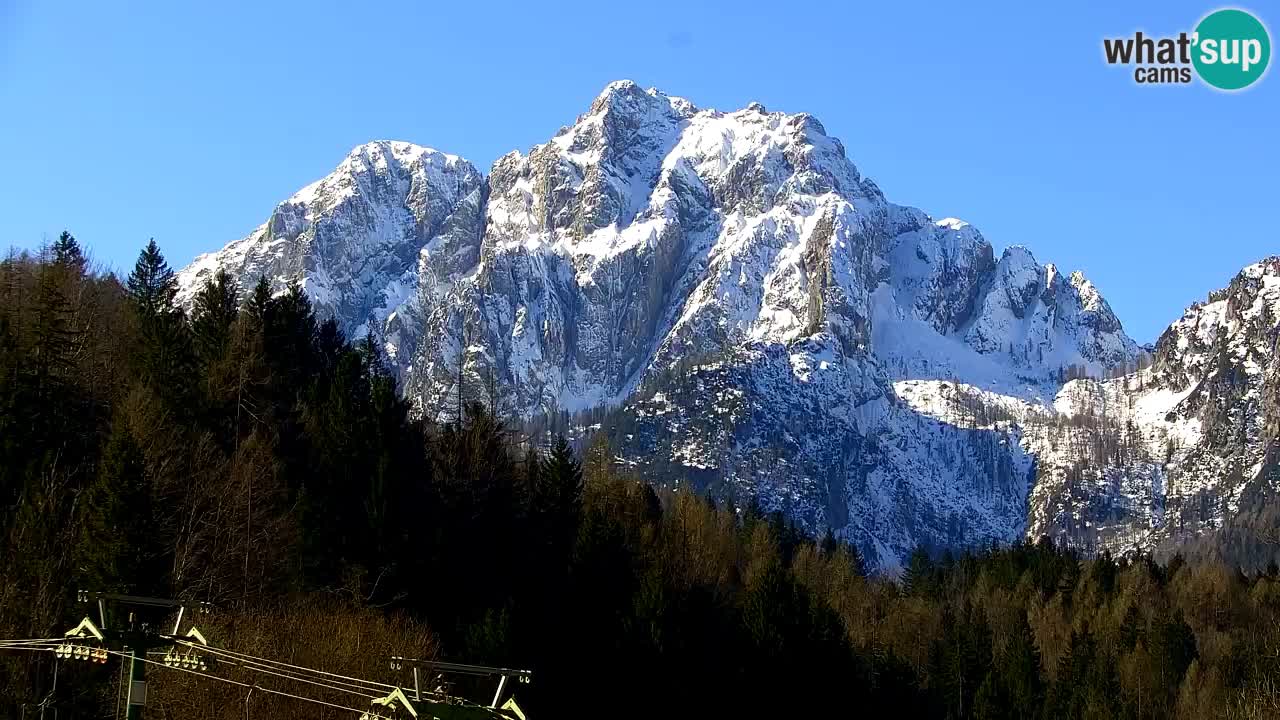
[[2, 235, 1280, 718]]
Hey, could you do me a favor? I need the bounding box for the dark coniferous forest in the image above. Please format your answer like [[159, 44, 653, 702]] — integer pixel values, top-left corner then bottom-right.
[[4, 235, 1280, 719]]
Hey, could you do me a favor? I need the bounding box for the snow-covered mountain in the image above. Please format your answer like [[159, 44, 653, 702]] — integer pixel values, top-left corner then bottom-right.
[[1036, 260, 1280, 552], [177, 141, 485, 374], [896, 258, 1280, 559], [178, 81, 1275, 569]]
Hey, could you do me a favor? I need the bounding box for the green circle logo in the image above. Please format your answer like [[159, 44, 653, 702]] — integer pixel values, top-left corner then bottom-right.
[[1193, 8, 1271, 90]]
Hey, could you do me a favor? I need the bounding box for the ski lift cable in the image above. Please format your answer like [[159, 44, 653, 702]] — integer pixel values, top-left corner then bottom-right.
[[198, 651, 382, 699], [0, 641, 64, 652], [103, 648, 379, 717], [173, 639, 396, 693], [0, 638, 70, 646], [2, 636, 405, 714], [172, 638, 398, 691], [0, 638, 395, 715], [0, 636, 394, 699], [183, 645, 383, 700]]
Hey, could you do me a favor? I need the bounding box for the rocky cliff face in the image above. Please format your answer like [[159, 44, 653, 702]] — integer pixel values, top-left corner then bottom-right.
[[1029, 259, 1280, 553], [896, 258, 1280, 559], [177, 141, 485, 376], [180, 82, 1279, 569]]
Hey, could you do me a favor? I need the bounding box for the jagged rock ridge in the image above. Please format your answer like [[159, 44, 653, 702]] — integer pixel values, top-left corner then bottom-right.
[[177, 140, 485, 372]]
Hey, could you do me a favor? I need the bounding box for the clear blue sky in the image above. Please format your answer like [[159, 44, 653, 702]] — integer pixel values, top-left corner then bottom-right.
[[1, 1, 1275, 342]]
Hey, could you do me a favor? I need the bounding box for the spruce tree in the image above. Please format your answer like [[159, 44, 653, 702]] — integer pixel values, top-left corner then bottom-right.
[[639, 481, 662, 526], [264, 280, 317, 395], [247, 275, 273, 323], [30, 262, 77, 391], [542, 435, 584, 515], [127, 239, 178, 320], [538, 434, 584, 562], [975, 612, 1044, 720], [315, 316, 345, 373], [522, 446, 542, 517], [1002, 613, 1044, 717], [52, 230, 85, 273], [903, 546, 934, 596], [1150, 606, 1197, 710], [126, 239, 193, 397], [0, 315, 21, 508], [77, 419, 163, 594], [1046, 628, 1119, 719], [191, 268, 238, 366]]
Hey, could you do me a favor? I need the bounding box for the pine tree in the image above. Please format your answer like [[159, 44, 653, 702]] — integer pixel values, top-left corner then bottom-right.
[[1045, 627, 1120, 719], [264, 280, 317, 394], [0, 314, 23, 509], [191, 268, 238, 366], [77, 418, 164, 594], [313, 316, 345, 384], [1150, 606, 1197, 711], [247, 275, 273, 323], [522, 445, 542, 515], [52, 230, 86, 274], [538, 434, 584, 563], [359, 330, 412, 567], [543, 435, 583, 504], [639, 481, 662, 526], [926, 600, 993, 719], [126, 239, 193, 396], [127, 239, 178, 320], [992, 613, 1044, 719], [903, 546, 935, 596], [30, 262, 77, 391], [1045, 630, 1089, 719]]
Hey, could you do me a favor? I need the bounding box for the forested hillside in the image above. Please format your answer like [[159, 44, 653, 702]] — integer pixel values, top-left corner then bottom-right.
[[3, 235, 1280, 719]]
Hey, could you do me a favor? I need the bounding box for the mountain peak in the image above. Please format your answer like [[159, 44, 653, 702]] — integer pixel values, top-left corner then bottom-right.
[[278, 141, 469, 210], [578, 80, 695, 128], [341, 140, 463, 170], [998, 244, 1040, 270], [589, 80, 663, 115], [348, 138, 424, 156], [934, 217, 970, 231], [1242, 256, 1280, 280], [593, 78, 642, 100], [177, 137, 485, 361]]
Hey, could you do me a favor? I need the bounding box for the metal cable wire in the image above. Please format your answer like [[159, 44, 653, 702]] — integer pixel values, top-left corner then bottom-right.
[[182, 644, 381, 700], [0, 643, 59, 652], [173, 638, 397, 691], [3, 635, 395, 697], [0, 638, 68, 646], [103, 648, 384, 717], [2, 636, 411, 715]]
